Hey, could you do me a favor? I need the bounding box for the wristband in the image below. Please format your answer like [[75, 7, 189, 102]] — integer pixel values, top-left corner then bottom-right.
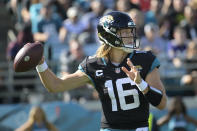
[[145, 86, 163, 106], [136, 79, 148, 91], [36, 61, 48, 72]]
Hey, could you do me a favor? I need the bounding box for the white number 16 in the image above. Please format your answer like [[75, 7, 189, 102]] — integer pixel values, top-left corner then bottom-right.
[[105, 78, 140, 111]]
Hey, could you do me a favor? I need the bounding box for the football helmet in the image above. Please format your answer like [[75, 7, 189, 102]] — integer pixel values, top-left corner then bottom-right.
[[97, 11, 139, 53]]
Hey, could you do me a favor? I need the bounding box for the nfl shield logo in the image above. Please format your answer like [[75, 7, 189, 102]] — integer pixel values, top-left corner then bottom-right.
[[115, 68, 120, 73]]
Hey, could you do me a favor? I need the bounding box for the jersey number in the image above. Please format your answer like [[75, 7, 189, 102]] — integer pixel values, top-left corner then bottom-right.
[[105, 78, 140, 111]]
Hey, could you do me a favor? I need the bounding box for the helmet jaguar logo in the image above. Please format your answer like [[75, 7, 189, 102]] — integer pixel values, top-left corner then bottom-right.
[[100, 15, 114, 27]]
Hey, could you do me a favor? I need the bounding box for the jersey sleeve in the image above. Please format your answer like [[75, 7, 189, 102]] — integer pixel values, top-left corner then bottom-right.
[[147, 51, 160, 73], [78, 57, 88, 74], [78, 57, 96, 86], [136, 51, 160, 79]]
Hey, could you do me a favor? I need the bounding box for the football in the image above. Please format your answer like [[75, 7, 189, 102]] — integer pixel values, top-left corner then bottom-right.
[[13, 42, 44, 72]]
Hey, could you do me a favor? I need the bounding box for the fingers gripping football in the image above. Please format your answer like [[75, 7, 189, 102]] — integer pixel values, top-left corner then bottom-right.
[[121, 58, 142, 84]]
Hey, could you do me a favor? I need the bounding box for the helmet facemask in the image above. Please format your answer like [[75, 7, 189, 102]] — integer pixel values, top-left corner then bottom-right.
[[116, 27, 139, 53]]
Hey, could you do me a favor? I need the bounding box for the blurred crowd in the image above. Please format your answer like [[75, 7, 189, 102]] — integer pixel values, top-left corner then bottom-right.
[[3, 0, 197, 102]]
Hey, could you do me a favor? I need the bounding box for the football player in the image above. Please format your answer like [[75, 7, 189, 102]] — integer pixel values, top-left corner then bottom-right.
[[36, 11, 167, 131]]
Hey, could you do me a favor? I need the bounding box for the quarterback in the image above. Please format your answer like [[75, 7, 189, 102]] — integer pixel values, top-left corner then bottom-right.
[[36, 11, 167, 131]]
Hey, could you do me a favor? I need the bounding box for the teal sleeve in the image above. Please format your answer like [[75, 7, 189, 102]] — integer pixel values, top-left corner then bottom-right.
[[149, 58, 160, 73], [78, 65, 84, 72], [78, 65, 96, 87]]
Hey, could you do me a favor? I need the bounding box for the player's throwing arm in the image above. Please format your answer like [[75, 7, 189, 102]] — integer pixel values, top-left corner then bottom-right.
[[36, 57, 90, 92]]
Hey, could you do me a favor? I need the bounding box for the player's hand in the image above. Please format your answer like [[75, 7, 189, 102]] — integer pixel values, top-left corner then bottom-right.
[[121, 58, 142, 84]]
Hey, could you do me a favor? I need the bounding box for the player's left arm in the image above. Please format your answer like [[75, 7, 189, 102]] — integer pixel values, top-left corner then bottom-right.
[[145, 68, 167, 110], [122, 58, 167, 110]]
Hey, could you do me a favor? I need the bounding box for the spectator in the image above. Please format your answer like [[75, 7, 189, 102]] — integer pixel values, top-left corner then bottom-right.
[[157, 96, 197, 131], [59, 6, 87, 44], [167, 0, 186, 39], [144, 0, 161, 25], [140, 23, 166, 56], [15, 106, 58, 131], [6, 24, 34, 61], [102, 0, 116, 9], [188, 0, 197, 10], [167, 26, 189, 60], [50, 0, 72, 20], [181, 41, 197, 91], [34, 1, 62, 44], [130, 0, 150, 11], [128, 8, 144, 37], [180, 5, 197, 41], [184, 40, 197, 73], [181, 72, 197, 89], [34, 1, 62, 61], [115, 0, 131, 12], [159, 0, 173, 40], [158, 16, 171, 40], [6, 24, 36, 103], [160, 0, 172, 17], [21, 5, 31, 25], [164, 26, 189, 82], [29, 0, 43, 33], [79, 0, 105, 45], [59, 38, 86, 74], [9, 0, 29, 30], [59, 38, 94, 102]]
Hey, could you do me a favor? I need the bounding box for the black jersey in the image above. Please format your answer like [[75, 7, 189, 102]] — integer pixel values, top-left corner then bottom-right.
[[78, 50, 160, 129]]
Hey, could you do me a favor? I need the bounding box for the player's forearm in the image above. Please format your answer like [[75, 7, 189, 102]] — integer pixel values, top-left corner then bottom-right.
[[135, 79, 165, 109], [144, 69, 167, 110], [36, 59, 89, 92], [156, 91, 167, 110], [145, 85, 167, 110], [38, 68, 63, 93], [36, 59, 65, 92], [38, 69, 88, 93], [59, 72, 89, 91], [151, 80, 167, 110]]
